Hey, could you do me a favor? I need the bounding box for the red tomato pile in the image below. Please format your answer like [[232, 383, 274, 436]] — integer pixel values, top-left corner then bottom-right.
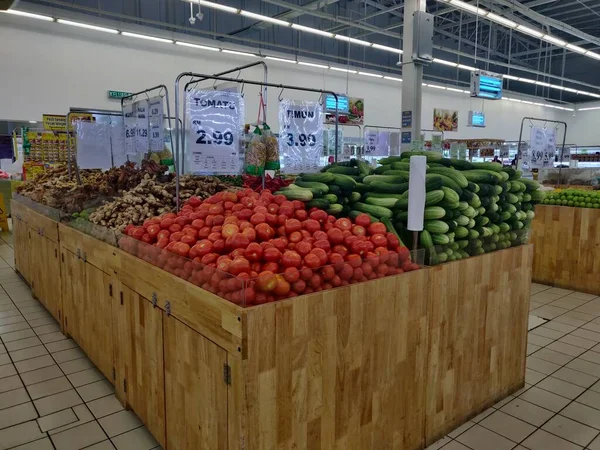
[[120, 188, 419, 306]]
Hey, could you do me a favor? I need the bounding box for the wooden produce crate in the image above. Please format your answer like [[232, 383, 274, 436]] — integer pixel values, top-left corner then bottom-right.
[[531, 205, 600, 295], [425, 245, 533, 446]]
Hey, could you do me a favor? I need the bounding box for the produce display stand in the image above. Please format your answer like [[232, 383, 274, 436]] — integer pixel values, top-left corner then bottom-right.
[[11, 196, 532, 450], [531, 204, 600, 295]]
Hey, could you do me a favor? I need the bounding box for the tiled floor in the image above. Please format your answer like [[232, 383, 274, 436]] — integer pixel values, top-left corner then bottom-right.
[[428, 283, 600, 450], [0, 232, 161, 450]]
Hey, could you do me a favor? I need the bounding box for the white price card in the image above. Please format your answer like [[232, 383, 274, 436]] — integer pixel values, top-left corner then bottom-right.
[[377, 131, 390, 156], [186, 89, 244, 174], [76, 122, 112, 170], [278, 99, 323, 174], [148, 96, 164, 152], [529, 127, 555, 169], [134, 99, 149, 154], [364, 130, 378, 156], [123, 103, 135, 155], [110, 117, 127, 167], [499, 144, 510, 159], [560, 145, 571, 163]]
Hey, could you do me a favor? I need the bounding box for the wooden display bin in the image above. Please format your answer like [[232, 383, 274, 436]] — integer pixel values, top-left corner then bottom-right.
[[12, 198, 532, 450], [531, 205, 600, 295], [424, 245, 533, 445]]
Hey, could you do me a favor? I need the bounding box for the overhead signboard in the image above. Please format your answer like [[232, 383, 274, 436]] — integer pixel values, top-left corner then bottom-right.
[[108, 90, 133, 100], [471, 71, 503, 100]]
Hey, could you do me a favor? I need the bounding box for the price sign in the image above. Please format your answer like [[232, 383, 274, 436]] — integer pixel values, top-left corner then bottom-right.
[[148, 96, 164, 152], [560, 146, 571, 163], [431, 133, 443, 152], [186, 89, 244, 174], [364, 130, 378, 155], [529, 127, 555, 169], [122, 103, 135, 155], [279, 99, 323, 174], [134, 99, 149, 154], [377, 131, 390, 156], [500, 144, 510, 159]]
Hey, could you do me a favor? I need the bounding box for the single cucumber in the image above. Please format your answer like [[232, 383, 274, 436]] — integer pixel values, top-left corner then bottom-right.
[[322, 194, 338, 204], [425, 206, 447, 220], [305, 198, 330, 209], [294, 180, 330, 194], [274, 188, 313, 201], [300, 172, 335, 183], [327, 166, 360, 175], [327, 204, 344, 215], [374, 164, 391, 174], [353, 202, 393, 218], [365, 197, 400, 208]]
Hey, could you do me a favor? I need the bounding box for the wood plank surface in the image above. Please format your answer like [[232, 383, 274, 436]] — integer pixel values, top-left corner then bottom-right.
[[531, 205, 600, 295], [113, 284, 166, 448], [58, 223, 243, 354], [425, 245, 533, 445], [40, 237, 62, 325], [26, 208, 59, 243], [241, 269, 429, 450], [164, 316, 228, 450], [60, 247, 87, 348], [12, 214, 31, 284]]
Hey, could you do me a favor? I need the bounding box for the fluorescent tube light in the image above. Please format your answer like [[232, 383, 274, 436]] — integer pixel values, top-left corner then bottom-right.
[[518, 78, 535, 84], [535, 81, 551, 87], [566, 44, 587, 54], [549, 84, 565, 90], [3, 9, 54, 21], [462, 90, 471, 94], [450, 0, 486, 15], [175, 41, 219, 51], [383, 76, 403, 82], [240, 10, 290, 26], [196, 0, 239, 14], [447, 87, 464, 93], [542, 34, 567, 47], [517, 25, 543, 38], [422, 83, 429, 87], [457, 64, 477, 71], [486, 13, 516, 28], [563, 87, 578, 93], [579, 107, 600, 111], [358, 71, 383, 78], [587, 51, 600, 60], [222, 49, 258, 57], [533, 103, 544, 106], [265, 56, 296, 64], [508, 98, 522, 103], [433, 58, 458, 67], [330, 66, 357, 73], [291, 23, 334, 38], [522, 101, 534, 105], [28, 121, 37, 124], [503, 74, 519, 80], [57, 19, 118, 33], [502, 97, 511, 101], [372, 43, 403, 54], [335, 35, 373, 47], [298, 61, 328, 69], [121, 32, 173, 43], [428, 84, 447, 90]]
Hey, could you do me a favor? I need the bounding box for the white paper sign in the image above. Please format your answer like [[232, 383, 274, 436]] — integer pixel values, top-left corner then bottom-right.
[[186, 89, 244, 174], [377, 131, 390, 156], [529, 127, 555, 169], [499, 144, 510, 159], [278, 100, 323, 174], [148, 97, 164, 152], [560, 146, 571, 163], [76, 122, 112, 170], [123, 103, 135, 155], [110, 117, 127, 167], [134, 99, 149, 154], [364, 130, 378, 156], [389, 132, 400, 156]]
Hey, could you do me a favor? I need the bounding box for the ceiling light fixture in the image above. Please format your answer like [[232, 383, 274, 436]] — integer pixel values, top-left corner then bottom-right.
[[447, 87, 464, 93], [516, 25, 544, 38], [265, 56, 296, 63], [290, 23, 334, 38], [372, 43, 403, 54], [563, 87, 578, 93], [535, 81, 551, 87], [358, 71, 383, 78], [428, 84, 447, 90], [330, 66, 357, 73], [334, 35, 373, 47], [457, 64, 477, 71], [121, 32, 173, 43], [298, 61, 328, 69], [433, 58, 458, 67], [566, 44, 587, 54], [503, 74, 519, 81], [2, 9, 54, 21], [486, 13, 516, 28], [175, 41, 219, 51], [449, 0, 485, 15], [383, 76, 403, 82], [221, 49, 258, 57], [587, 51, 600, 60], [240, 10, 290, 26], [194, 0, 239, 14], [542, 34, 567, 47], [56, 19, 118, 33], [579, 107, 600, 111]]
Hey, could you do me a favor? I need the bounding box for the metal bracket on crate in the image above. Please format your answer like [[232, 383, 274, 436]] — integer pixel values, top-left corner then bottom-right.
[[76, 248, 81, 259], [165, 300, 171, 316], [83, 253, 87, 263], [152, 292, 157, 308]]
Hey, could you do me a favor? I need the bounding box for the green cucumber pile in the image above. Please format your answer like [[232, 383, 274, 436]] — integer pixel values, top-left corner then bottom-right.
[[275, 152, 546, 264]]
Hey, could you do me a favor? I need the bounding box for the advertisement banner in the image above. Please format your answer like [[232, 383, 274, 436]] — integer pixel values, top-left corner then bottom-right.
[[186, 89, 244, 174], [279, 99, 323, 174], [433, 108, 458, 132]]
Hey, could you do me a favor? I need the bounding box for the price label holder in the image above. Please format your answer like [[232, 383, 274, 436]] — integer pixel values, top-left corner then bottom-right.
[[148, 96, 164, 152], [278, 99, 323, 174], [123, 103, 136, 155], [499, 144, 510, 159], [134, 99, 149, 154], [186, 89, 244, 174], [364, 130, 378, 156]]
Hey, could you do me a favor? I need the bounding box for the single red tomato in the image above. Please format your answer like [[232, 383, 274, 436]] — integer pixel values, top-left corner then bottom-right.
[[282, 251, 302, 268], [169, 231, 184, 242], [262, 261, 280, 273], [294, 209, 308, 221], [329, 252, 344, 265], [255, 223, 275, 241], [160, 218, 175, 230], [174, 242, 190, 258], [313, 231, 327, 242], [339, 263, 353, 280], [229, 257, 251, 276], [157, 229, 170, 240], [369, 222, 387, 235], [300, 267, 313, 281], [146, 224, 161, 238], [355, 213, 371, 228], [310, 248, 328, 266], [374, 246, 389, 263], [352, 225, 367, 237], [309, 209, 328, 223], [181, 235, 196, 246], [267, 203, 279, 215], [238, 209, 253, 221], [326, 228, 344, 245], [222, 223, 239, 239], [346, 254, 362, 268], [141, 233, 153, 244], [284, 218, 302, 234], [263, 247, 282, 263], [292, 279, 306, 294], [313, 239, 331, 253], [295, 241, 312, 257], [256, 271, 277, 292], [303, 253, 321, 269], [226, 233, 250, 250], [273, 275, 291, 297], [244, 242, 263, 262], [334, 218, 352, 231], [332, 244, 349, 257], [209, 204, 224, 215], [223, 215, 238, 225], [289, 231, 302, 244], [271, 238, 287, 252], [265, 213, 278, 227], [169, 223, 182, 234], [370, 234, 388, 247], [321, 265, 335, 281], [250, 213, 266, 226], [302, 219, 320, 234], [283, 267, 300, 283], [309, 274, 322, 289], [386, 232, 401, 249]]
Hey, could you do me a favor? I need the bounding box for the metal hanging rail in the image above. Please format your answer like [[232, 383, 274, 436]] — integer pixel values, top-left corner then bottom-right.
[[180, 62, 268, 175], [517, 117, 568, 187], [174, 72, 340, 206]]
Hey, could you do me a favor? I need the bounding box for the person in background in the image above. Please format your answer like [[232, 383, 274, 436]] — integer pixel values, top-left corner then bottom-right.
[[492, 155, 501, 164]]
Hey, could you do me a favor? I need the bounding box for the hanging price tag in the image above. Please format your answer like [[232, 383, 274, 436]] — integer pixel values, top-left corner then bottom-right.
[[529, 127, 556, 169], [186, 89, 244, 174], [123, 103, 135, 155], [134, 99, 149, 154], [148, 96, 164, 152], [561, 146, 571, 163], [499, 144, 510, 159], [279, 100, 323, 174]]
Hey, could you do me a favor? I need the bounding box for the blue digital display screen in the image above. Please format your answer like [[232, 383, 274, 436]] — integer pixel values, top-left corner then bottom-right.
[[477, 75, 503, 100], [470, 111, 486, 127], [325, 94, 349, 113]]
